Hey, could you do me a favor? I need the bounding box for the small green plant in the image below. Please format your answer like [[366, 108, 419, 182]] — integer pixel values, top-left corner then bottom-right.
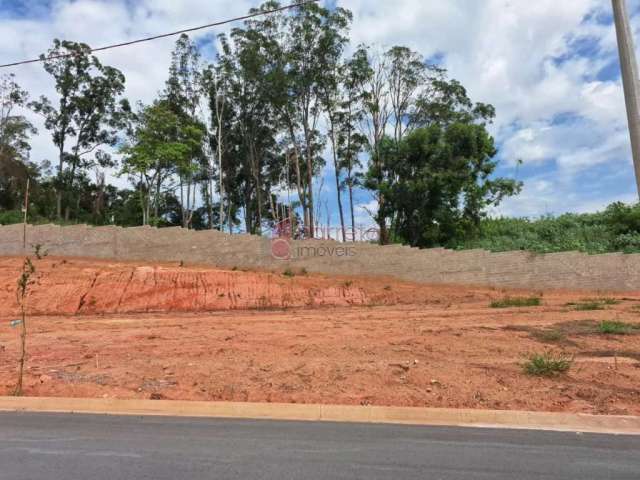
[[598, 320, 634, 335], [522, 352, 572, 377], [14, 257, 36, 396], [344, 280, 353, 288], [598, 298, 620, 306], [283, 268, 295, 277], [490, 296, 541, 308], [574, 302, 605, 311]]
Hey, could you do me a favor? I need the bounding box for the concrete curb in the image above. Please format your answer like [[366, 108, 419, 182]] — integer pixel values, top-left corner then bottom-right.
[[0, 396, 639, 435]]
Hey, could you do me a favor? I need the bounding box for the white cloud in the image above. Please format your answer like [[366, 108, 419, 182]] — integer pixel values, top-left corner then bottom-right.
[[2, 0, 639, 216]]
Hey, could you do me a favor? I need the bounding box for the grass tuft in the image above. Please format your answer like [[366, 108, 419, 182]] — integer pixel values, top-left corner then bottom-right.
[[490, 297, 541, 309], [522, 352, 572, 377], [282, 268, 295, 278], [574, 302, 605, 311], [598, 320, 635, 335]]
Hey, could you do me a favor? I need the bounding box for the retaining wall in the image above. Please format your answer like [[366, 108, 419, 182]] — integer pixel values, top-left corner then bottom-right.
[[0, 223, 638, 291]]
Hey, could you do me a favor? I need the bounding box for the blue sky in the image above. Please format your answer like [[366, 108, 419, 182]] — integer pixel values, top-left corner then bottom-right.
[[1, 0, 639, 227]]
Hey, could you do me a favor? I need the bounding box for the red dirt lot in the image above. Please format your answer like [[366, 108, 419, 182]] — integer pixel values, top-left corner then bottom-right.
[[1, 256, 640, 415]]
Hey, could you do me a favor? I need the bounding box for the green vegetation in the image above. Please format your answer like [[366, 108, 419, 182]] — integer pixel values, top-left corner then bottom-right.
[[574, 302, 605, 311], [522, 352, 572, 377], [490, 296, 541, 309], [598, 321, 636, 335], [282, 268, 295, 278], [453, 203, 640, 254]]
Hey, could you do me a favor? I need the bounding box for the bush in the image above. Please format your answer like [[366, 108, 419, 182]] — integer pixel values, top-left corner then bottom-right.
[[523, 352, 572, 377], [490, 297, 541, 308], [574, 302, 605, 311], [451, 202, 640, 254], [598, 321, 635, 335], [0, 210, 23, 225]]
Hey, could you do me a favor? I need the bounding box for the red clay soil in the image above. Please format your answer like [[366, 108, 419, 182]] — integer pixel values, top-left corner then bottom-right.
[[1, 256, 640, 415]]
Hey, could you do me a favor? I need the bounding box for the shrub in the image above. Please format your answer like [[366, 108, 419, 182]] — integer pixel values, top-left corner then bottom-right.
[[490, 297, 541, 308], [574, 302, 605, 311], [523, 352, 572, 377], [598, 321, 635, 335], [283, 268, 295, 277]]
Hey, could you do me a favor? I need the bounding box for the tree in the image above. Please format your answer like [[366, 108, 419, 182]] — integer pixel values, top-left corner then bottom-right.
[[164, 34, 207, 229], [338, 48, 370, 240], [372, 123, 521, 248], [30, 40, 130, 221], [120, 101, 204, 226], [0, 74, 37, 212]]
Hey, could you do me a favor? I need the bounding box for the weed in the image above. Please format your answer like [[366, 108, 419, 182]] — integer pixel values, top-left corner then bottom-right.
[[598, 320, 635, 335], [522, 352, 572, 377], [283, 268, 295, 277], [490, 297, 541, 308], [574, 302, 604, 311], [344, 280, 353, 288]]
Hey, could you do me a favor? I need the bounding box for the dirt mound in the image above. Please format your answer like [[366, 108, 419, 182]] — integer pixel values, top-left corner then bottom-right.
[[0, 256, 515, 316], [0, 257, 387, 316]]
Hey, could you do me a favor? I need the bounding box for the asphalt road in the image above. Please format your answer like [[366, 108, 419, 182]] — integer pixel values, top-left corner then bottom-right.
[[0, 413, 639, 480]]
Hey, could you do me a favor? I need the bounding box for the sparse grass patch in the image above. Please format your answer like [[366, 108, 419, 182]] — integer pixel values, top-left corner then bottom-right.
[[283, 268, 295, 278], [490, 296, 541, 309], [598, 320, 635, 335], [574, 302, 605, 311], [532, 329, 567, 343], [522, 352, 572, 377]]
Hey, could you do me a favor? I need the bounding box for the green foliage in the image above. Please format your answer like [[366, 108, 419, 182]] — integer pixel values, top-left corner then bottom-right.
[[490, 296, 541, 308], [29, 39, 130, 221], [282, 268, 295, 277], [372, 123, 521, 248], [522, 352, 572, 377], [574, 302, 605, 311], [455, 203, 640, 254], [598, 321, 635, 335]]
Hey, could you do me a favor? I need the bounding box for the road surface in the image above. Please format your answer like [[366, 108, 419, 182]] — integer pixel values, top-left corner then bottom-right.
[[0, 412, 638, 479]]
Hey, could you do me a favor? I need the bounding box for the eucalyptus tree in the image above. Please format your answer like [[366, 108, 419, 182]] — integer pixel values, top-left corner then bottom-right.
[[217, 20, 281, 234], [30, 40, 130, 221], [164, 34, 207, 228], [0, 74, 37, 211], [278, 1, 351, 238], [120, 100, 204, 226], [355, 46, 392, 243], [337, 48, 370, 240]]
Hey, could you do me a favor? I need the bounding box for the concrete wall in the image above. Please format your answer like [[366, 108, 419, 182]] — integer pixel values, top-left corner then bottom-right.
[[1, 224, 639, 291]]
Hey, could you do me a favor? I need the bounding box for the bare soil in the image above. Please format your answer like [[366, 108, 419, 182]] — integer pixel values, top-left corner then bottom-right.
[[1, 256, 639, 415]]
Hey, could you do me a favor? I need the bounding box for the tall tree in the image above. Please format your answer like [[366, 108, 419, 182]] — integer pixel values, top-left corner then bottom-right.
[[0, 74, 37, 211], [164, 34, 206, 228], [120, 101, 204, 226], [30, 40, 130, 221]]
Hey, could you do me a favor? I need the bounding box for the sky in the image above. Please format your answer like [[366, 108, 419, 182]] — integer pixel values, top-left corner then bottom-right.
[[1, 0, 640, 226]]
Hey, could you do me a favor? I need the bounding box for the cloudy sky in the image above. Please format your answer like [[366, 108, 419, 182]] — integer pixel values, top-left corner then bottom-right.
[[1, 0, 639, 223]]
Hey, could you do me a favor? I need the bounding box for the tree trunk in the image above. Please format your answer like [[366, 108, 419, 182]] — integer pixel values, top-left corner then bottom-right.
[[330, 124, 346, 242]]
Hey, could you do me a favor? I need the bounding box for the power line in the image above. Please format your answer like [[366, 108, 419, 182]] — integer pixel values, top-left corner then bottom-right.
[[0, 0, 319, 69]]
